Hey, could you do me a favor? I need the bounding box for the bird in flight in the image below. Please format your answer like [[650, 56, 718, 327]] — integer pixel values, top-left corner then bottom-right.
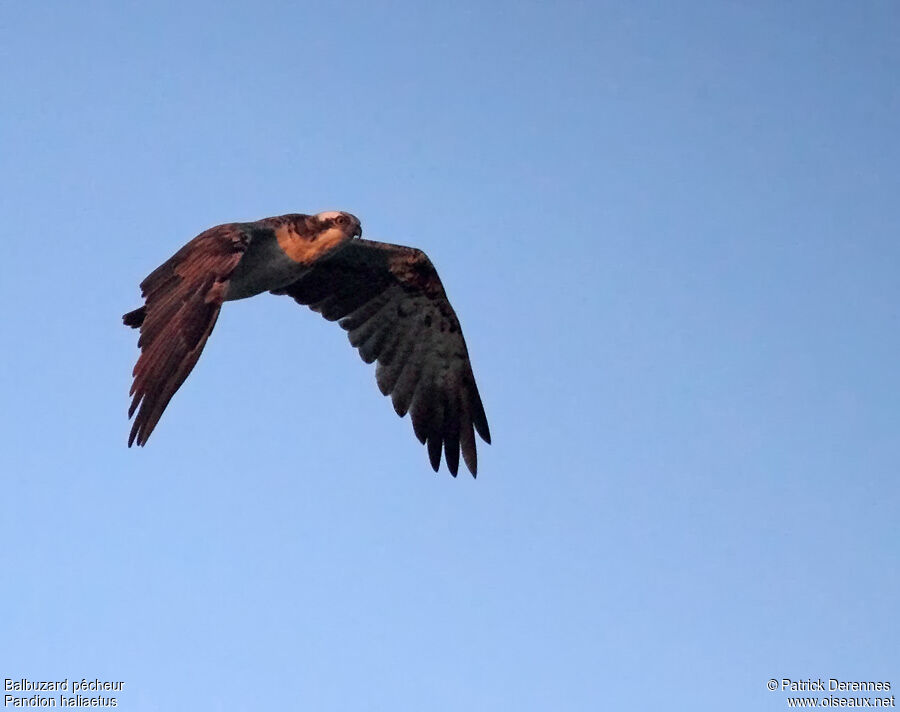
[[123, 211, 491, 476]]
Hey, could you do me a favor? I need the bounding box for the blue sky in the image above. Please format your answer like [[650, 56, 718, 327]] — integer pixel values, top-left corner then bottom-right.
[[1, 1, 898, 709]]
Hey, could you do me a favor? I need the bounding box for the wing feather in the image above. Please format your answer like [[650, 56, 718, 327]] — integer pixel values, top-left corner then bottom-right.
[[272, 239, 490, 476], [390, 330, 429, 417], [124, 224, 249, 446]]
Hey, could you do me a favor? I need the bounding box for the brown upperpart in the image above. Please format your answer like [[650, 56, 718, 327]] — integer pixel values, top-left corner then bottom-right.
[[275, 223, 349, 264]]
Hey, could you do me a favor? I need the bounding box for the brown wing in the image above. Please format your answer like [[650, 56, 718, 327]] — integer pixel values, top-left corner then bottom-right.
[[123, 224, 250, 446], [272, 239, 491, 477]]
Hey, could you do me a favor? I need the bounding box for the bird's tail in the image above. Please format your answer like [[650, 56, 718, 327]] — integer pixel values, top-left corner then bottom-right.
[[123, 306, 146, 328]]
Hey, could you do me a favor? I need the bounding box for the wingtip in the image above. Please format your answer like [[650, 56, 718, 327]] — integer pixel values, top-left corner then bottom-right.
[[444, 439, 460, 477], [464, 452, 478, 478], [473, 409, 491, 444], [427, 436, 442, 472]]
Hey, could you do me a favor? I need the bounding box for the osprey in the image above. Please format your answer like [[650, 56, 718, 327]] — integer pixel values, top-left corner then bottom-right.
[[123, 211, 490, 477]]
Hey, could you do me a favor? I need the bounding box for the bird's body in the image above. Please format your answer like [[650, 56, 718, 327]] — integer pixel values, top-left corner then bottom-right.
[[224, 212, 354, 300], [223, 221, 311, 300], [124, 211, 490, 476]]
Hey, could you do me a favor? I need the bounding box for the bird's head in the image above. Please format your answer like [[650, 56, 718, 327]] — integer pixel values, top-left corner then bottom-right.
[[274, 211, 362, 265], [310, 211, 362, 240]]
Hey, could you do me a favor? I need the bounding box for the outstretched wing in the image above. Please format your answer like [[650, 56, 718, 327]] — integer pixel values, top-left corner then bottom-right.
[[124, 224, 250, 446], [272, 239, 491, 476]]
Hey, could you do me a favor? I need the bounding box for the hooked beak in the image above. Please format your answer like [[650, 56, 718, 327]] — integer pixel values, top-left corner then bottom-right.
[[353, 224, 362, 239]]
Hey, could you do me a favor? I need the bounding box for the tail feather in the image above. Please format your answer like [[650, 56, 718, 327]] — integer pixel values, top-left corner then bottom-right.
[[123, 306, 146, 328]]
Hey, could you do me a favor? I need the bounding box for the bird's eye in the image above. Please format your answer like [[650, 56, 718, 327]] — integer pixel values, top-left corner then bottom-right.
[[335, 215, 348, 225]]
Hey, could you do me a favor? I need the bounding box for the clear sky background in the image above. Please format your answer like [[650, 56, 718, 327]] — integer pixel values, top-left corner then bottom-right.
[[1, 1, 898, 710]]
